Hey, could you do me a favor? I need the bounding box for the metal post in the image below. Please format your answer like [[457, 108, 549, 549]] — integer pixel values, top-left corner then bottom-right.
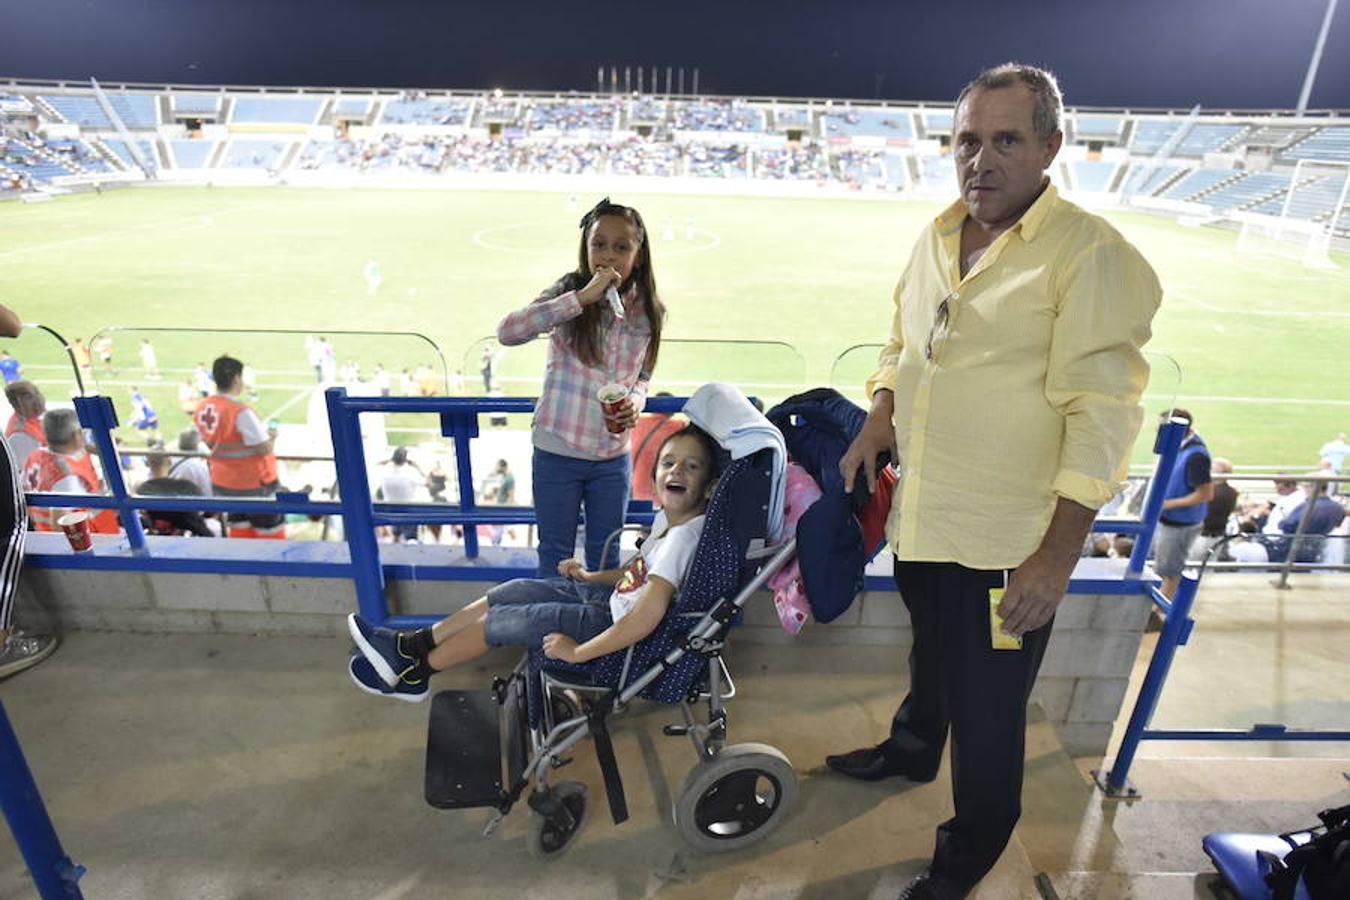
[[0, 701, 85, 899], [1275, 489, 1320, 589], [1098, 573, 1199, 796], [1126, 420, 1186, 578], [441, 409, 481, 559], [73, 395, 146, 551], [324, 389, 387, 624]]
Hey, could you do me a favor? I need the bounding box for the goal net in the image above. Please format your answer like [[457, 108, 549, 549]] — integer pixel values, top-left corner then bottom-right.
[[1236, 159, 1347, 270]]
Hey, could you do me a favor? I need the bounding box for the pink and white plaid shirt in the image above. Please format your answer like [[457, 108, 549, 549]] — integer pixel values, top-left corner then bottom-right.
[[497, 286, 652, 459]]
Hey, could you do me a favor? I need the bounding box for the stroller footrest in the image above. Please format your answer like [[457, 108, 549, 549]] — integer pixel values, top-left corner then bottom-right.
[[425, 690, 505, 809]]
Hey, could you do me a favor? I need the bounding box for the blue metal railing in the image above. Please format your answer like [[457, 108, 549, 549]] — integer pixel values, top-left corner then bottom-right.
[[0, 701, 85, 898]]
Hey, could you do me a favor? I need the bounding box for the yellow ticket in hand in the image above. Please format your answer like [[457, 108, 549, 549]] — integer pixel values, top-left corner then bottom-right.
[[989, 588, 1023, 651]]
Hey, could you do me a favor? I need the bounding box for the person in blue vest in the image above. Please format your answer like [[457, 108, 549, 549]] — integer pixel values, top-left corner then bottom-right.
[[1156, 408, 1213, 599]]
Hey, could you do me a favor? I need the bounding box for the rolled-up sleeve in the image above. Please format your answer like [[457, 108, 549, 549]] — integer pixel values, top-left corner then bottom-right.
[[1044, 236, 1162, 510], [865, 271, 908, 399]]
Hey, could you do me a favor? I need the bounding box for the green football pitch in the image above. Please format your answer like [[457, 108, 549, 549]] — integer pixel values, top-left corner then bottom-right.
[[0, 185, 1346, 467]]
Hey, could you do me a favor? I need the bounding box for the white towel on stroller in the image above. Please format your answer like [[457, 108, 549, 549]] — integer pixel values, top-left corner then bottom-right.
[[682, 382, 787, 540]]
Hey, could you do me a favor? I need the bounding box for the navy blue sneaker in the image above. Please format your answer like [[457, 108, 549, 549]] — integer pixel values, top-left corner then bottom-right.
[[347, 612, 420, 687], [348, 653, 428, 703]]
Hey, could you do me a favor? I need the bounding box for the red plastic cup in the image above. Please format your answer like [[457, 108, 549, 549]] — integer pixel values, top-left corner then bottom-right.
[[597, 383, 629, 434], [57, 511, 93, 552]]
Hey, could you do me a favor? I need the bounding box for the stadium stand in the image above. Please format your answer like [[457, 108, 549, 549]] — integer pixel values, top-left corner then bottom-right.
[[686, 143, 748, 176], [221, 139, 290, 169], [41, 93, 158, 129], [833, 148, 886, 185], [1250, 169, 1349, 222], [609, 138, 681, 176], [1071, 160, 1119, 192], [628, 97, 667, 124], [822, 109, 915, 140], [1163, 167, 1239, 201], [921, 111, 953, 134], [1201, 171, 1293, 212], [1130, 119, 1185, 154], [525, 100, 617, 132], [1121, 163, 1185, 196], [1175, 123, 1246, 156], [377, 98, 470, 126], [1072, 115, 1124, 140], [169, 139, 217, 169], [230, 97, 323, 125], [1284, 126, 1350, 163], [755, 144, 830, 180], [478, 97, 520, 122], [172, 94, 221, 115], [103, 138, 158, 170], [883, 154, 909, 189], [671, 100, 765, 132], [919, 153, 957, 191], [773, 107, 811, 130]]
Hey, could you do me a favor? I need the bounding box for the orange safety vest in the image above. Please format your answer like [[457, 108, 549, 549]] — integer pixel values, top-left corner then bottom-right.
[[4, 414, 45, 445], [194, 394, 277, 491], [22, 447, 121, 533]]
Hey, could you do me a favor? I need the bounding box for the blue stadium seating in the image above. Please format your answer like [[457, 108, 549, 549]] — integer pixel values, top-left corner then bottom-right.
[[1121, 163, 1184, 196], [1284, 126, 1350, 163], [333, 98, 372, 117], [171, 140, 216, 168], [42, 94, 158, 129], [1163, 168, 1237, 200], [1201, 171, 1292, 212], [629, 98, 666, 123], [923, 111, 953, 133], [1283, 171, 1348, 221], [833, 149, 885, 184], [526, 100, 616, 132], [1176, 124, 1245, 156], [172, 94, 221, 114], [883, 155, 909, 189], [1130, 120, 1185, 154], [920, 154, 957, 191], [609, 139, 680, 176], [230, 97, 323, 125], [222, 139, 289, 168], [774, 107, 811, 130], [755, 144, 828, 180], [822, 109, 914, 140], [686, 143, 748, 176], [1071, 160, 1118, 192], [672, 101, 764, 132], [1074, 116, 1123, 138], [104, 139, 158, 169], [379, 99, 470, 126]]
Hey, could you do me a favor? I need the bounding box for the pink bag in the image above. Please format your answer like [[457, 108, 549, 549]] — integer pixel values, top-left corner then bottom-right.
[[767, 462, 822, 634]]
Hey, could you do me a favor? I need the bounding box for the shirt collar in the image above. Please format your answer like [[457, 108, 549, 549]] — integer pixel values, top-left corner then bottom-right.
[[933, 179, 1060, 243]]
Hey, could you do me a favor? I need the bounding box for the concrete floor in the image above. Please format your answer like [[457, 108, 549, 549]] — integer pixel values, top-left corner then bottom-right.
[[0, 572, 1347, 900]]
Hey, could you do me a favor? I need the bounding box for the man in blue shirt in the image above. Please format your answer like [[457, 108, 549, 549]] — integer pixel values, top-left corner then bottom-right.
[[1268, 479, 1346, 564], [1155, 409, 1213, 600]]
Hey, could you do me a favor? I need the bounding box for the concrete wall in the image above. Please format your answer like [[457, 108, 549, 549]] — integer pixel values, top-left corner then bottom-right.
[[15, 567, 1150, 757]]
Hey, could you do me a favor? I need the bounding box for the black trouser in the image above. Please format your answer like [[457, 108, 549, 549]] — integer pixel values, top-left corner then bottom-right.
[[887, 559, 1054, 886]]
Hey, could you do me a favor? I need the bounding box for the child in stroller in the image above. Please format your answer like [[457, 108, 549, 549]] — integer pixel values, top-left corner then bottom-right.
[[346, 423, 720, 702]]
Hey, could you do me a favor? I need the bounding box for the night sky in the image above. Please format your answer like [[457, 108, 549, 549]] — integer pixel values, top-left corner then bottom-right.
[[3, 0, 1348, 110]]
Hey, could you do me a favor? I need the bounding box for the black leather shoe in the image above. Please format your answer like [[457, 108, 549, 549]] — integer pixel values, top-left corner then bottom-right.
[[825, 743, 936, 782], [897, 871, 971, 899]]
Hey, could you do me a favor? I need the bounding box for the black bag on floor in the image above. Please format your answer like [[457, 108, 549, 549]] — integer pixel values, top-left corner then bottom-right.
[[1264, 803, 1350, 900]]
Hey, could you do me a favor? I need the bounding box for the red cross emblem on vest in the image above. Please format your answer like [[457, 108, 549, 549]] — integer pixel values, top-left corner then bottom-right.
[[198, 404, 219, 435]]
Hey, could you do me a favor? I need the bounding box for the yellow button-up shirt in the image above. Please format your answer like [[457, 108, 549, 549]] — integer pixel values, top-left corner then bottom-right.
[[866, 183, 1162, 570]]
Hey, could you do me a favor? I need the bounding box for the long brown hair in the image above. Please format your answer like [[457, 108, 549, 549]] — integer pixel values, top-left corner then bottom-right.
[[549, 199, 664, 374]]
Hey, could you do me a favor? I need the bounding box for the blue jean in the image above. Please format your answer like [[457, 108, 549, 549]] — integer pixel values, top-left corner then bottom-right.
[[532, 447, 631, 577], [482, 577, 613, 648]]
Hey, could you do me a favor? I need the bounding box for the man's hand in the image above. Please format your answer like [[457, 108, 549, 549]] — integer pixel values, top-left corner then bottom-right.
[[840, 390, 898, 495], [542, 632, 581, 663], [557, 558, 589, 582], [998, 549, 1075, 636]]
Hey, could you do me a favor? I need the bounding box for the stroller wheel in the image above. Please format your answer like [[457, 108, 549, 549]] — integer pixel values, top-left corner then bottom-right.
[[673, 743, 798, 853], [525, 780, 589, 860]]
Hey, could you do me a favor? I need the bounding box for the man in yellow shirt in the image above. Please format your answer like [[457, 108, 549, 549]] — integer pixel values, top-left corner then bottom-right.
[[827, 64, 1162, 899]]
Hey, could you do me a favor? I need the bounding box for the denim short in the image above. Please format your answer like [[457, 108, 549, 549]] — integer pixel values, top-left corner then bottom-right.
[[1153, 522, 1202, 577], [482, 577, 614, 649]]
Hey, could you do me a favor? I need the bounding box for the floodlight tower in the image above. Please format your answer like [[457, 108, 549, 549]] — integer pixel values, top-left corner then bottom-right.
[[1296, 0, 1339, 112]]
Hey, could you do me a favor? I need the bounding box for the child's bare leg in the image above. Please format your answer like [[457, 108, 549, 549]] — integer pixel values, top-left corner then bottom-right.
[[426, 612, 491, 672], [430, 597, 487, 643]]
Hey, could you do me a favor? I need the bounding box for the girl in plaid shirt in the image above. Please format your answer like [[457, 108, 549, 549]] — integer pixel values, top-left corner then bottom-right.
[[497, 199, 665, 577]]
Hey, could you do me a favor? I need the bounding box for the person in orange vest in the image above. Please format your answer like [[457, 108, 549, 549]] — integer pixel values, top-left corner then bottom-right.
[[193, 355, 284, 539], [0, 304, 57, 678], [21, 408, 121, 536], [4, 380, 47, 470]]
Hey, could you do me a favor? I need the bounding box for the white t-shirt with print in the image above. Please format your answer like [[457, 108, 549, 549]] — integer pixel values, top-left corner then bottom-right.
[[609, 510, 705, 624]]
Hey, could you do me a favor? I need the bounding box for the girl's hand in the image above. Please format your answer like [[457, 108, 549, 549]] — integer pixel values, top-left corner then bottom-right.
[[542, 633, 581, 662], [557, 558, 589, 581], [605, 397, 638, 431], [577, 267, 622, 306]]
